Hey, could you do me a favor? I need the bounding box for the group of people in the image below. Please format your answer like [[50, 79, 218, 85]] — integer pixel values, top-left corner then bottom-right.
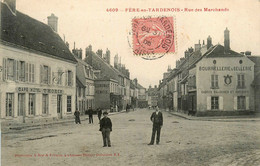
[[74, 106, 163, 147]]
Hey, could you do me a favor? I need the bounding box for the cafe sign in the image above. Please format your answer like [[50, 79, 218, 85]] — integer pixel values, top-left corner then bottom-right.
[[17, 87, 63, 94]]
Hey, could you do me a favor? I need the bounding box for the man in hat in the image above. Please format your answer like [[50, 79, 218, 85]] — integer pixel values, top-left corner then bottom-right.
[[99, 112, 112, 147], [88, 107, 94, 124], [148, 106, 163, 145]]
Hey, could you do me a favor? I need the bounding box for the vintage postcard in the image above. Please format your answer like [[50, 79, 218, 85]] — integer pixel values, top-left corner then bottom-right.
[[1, 0, 260, 165]]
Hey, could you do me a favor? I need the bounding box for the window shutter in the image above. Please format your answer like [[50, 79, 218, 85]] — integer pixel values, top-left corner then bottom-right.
[[65, 70, 68, 86], [234, 96, 237, 110], [3, 58, 7, 81], [25, 63, 28, 82], [13, 60, 17, 81], [219, 96, 223, 110], [48, 66, 51, 84], [52, 71, 55, 84], [207, 96, 211, 110], [32, 64, 35, 82], [40, 65, 43, 83], [71, 71, 74, 86], [246, 96, 249, 110], [16, 60, 19, 81]]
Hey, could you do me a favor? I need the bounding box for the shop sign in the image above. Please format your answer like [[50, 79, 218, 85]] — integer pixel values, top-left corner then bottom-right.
[[17, 87, 63, 94], [201, 90, 249, 94]]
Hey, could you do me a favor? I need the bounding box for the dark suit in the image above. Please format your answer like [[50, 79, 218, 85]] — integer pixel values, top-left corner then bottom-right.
[[99, 117, 112, 146], [88, 108, 93, 124], [149, 111, 163, 144]]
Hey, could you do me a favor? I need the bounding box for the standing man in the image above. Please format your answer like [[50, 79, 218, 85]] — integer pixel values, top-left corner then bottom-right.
[[99, 112, 112, 147], [88, 107, 93, 124], [97, 108, 102, 123], [148, 106, 163, 145]]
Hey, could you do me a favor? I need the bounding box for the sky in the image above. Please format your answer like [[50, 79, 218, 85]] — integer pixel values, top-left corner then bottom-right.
[[14, 0, 260, 88]]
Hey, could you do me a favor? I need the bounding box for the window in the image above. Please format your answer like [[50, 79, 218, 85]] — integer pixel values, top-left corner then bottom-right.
[[28, 64, 35, 83], [68, 70, 73, 86], [28, 94, 36, 115], [18, 93, 25, 116], [211, 75, 219, 88], [6, 93, 14, 117], [18, 61, 25, 82], [67, 96, 72, 112], [237, 96, 246, 110], [7, 59, 15, 80], [42, 94, 49, 114], [237, 74, 245, 89], [211, 97, 219, 110], [43, 66, 49, 84]]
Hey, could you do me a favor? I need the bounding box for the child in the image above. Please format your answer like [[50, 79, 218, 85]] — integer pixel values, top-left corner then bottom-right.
[[74, 110, 81, 124], [99, 112, 112, 147]]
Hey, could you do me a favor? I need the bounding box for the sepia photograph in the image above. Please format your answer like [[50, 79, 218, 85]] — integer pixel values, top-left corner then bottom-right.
[[1, 0, 260, 165]]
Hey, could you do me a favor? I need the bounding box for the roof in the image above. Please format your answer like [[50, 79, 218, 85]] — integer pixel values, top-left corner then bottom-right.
[[205, 44, 243, 58], [1, 2, 77, 63], [136, 83, 145, 89], [76, 76, 85, 88], [248, 56, 260, 66]]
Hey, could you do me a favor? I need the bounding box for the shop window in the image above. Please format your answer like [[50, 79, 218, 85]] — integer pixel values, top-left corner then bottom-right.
[[211, 75, 219, 89], [28, 94, 36, 115], [237, 96, 246, 110], [18, 93, 25, 116], [237, 74, 245, 89], [6, 93, 14, 117], [211, 96, 219, 110], [67, 96, 72, 112], [42, 94, 49, 114]]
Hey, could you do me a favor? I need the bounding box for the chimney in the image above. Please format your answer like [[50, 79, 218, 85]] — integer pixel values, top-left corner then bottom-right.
[[96, 49, 103, 57], [194, 40, 201, 51], [155, 85, 157, 89], [245, 51, 251, 56], [224, 27, 230, 52], [47, 13, 58, 32], [65, 42, 69, 49], [114, 54, 118, 69], [189, 47, 194, 53], [4, 0, 16, 14], [167, 65, 171, 72], [184, 50, 189, 58], [106, 48, 111, 64], [207, 35, 212, 49]]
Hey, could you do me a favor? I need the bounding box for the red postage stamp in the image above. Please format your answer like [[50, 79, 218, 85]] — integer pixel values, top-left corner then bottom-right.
[[132, 16, 175, 58]]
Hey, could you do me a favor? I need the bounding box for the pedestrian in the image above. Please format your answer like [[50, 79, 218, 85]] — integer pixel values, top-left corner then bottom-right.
[[97, 108, 102, 123], [74, 109, 81, 124], [126, 104, 129, 112], [99, 112, 112, 147], [148, 106, 163, 145], [115, 105, 118, 112], [88, 107, 93, 124]]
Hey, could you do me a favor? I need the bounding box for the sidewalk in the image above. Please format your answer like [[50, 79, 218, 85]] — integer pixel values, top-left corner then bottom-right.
[[1, 110, 126, 134], [167, 110, 260, 122]]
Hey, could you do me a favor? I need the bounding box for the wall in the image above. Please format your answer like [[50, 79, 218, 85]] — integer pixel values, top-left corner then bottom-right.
[[196, 57, 254, 112], [0, 44, 76, 121]]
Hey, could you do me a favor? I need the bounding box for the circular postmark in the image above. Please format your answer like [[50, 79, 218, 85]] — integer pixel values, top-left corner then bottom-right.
[[131, 16, 175, 60]]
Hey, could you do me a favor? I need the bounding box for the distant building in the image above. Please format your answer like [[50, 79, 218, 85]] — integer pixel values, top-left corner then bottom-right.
[[74, 51, 95, 114], [147, 85, 158, 107], [158, 28, 258, 116], [0, 1, 77, 122]]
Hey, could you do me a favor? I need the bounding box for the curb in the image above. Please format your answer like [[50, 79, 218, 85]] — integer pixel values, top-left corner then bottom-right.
[[2, 111, 127, 134]]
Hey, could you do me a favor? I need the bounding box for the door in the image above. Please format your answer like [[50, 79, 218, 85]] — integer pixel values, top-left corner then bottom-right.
[[57, 95, 62, 119]]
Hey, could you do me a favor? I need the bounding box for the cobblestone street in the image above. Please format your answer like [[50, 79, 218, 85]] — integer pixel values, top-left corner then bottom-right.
[[2, 109, 260, 166]]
